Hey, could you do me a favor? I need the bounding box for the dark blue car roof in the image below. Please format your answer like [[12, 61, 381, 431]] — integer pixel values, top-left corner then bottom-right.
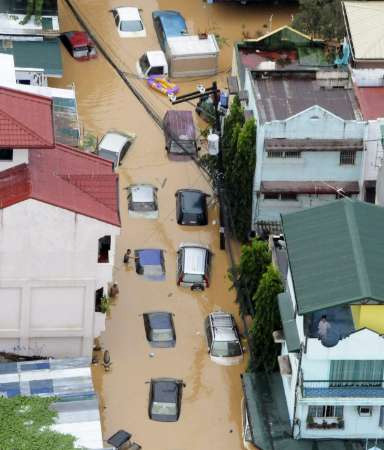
[[152, 380, 179, 403], [152, 10, 187, 38], [148, 312, 172, 330]]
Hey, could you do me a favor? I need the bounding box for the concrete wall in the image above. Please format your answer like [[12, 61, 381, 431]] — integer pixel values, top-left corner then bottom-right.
[[0, 199, 119, 357]]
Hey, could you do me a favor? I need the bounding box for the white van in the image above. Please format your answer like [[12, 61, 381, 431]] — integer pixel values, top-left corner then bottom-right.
[[176, 243, 211, 291]]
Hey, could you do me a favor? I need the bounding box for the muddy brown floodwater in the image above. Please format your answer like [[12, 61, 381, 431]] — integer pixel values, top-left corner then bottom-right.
[[52, 1, 295, 448]]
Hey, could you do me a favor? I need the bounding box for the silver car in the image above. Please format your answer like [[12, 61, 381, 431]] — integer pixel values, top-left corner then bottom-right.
[[205, 311, 243, 366], [97, 130, 135, 169], [176, 243, 211, 291]]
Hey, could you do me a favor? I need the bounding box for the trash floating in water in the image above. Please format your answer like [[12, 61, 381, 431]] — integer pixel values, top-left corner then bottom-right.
[[149, 352, 155, 358]]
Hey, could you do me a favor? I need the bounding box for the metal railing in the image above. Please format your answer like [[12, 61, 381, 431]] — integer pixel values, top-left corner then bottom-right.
[[302, 379, 384, 398]]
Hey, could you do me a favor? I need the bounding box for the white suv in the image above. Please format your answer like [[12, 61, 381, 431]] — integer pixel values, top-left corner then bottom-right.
[[205, 311, 243, 366], [97, 131, 135, 169]]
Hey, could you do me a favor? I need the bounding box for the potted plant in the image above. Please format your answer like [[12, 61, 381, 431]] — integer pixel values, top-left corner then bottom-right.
[[100, 295, 111, 315]]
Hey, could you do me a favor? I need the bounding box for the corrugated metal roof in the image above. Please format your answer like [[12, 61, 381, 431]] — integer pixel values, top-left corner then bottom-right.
[[261, 181, 359, 194], [281, 199, 384, 314], [354, 86, 384, 120], [278, 292, 300, 352], [254, 77, 358, 123], [0, 86, 54, 148], [0, 357, 103, 449], [0, 144, 120, 226], [0, 38, 62, 77], [343, 1, 384, 60]]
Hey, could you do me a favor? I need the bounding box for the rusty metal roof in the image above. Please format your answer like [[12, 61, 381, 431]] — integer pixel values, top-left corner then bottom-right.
[[0, 144, 120, 226], [0, 86, 54, 148], [253, 77, 358, 123], [265, 138, 363, 151], [261, 181, 359, 194], [354, 86, 384, 120]]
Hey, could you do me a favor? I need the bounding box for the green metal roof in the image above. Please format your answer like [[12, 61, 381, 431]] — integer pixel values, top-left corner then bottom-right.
[[278, 292, 301, 352], [281, 199, 384, 314], [0, 38, 62, 76]]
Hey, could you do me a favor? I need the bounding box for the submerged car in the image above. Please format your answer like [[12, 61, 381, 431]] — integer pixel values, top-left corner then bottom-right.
[[135, 249, 165, 281], [163, 110, 199, 160], [112, 7, 146, 38], [143, 312, 176, 347], [97, 131, 135, 169], [127, 184, 158, 219], [176, 243, 211, 290], [148, 378, 184, 422], [205, 311, 243, 366], [152, 10, 188, 51], [175, 189, 208, 225], [61, 31, 97, 60]]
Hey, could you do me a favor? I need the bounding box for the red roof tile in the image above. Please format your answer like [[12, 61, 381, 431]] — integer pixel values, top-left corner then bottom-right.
[[355, 87, 384, 120], [0, 86, 54, 148], [0, 145, 120, 227]]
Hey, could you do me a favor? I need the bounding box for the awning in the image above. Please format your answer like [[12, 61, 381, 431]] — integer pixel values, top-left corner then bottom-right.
[[265, 138, 363, 151], [261, 180, 360, 195], [278, 292, 301, 352], [0, 38, 62, 77]]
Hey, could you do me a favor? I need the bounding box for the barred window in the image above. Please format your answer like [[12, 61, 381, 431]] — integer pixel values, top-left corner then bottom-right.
[[267, 151, 301, 158], [285, 151, 301, 158], [267, 151, 284, 158], [264, 193, 279, 200], [308, 405, 343, 418], [340, 151, 355, 165], [280, 193, 297, 201]]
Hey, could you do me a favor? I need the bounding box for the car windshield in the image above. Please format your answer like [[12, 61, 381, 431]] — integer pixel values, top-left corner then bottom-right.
[[73, 46, 88, 53], [131, 201, 156, 212], [151, 401, 177, 416], [151, 328, 173, 342], [211, 341, 242, 357], [139, 54, 150, 73], [120, 20, 143, 32], [182, 273, 203, 283]]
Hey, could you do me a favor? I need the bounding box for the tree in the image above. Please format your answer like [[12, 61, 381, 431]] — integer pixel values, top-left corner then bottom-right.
[[226, 118, 256, 242], [0, 396, 77, 449], [232, 239, 271, 316], [292, 0, 345, 41], [248, 264, 283, 372], [222, 95, 244, 164]]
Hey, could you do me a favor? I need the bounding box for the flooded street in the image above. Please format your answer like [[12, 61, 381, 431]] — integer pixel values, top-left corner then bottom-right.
[[52, 1, 295, 448]]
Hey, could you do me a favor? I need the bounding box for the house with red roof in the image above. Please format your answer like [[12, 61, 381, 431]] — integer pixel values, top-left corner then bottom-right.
[[0, 86, 120, 358]]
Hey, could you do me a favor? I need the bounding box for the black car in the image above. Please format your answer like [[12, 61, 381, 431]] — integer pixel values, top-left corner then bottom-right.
[[143, 312, 176, 348], [148, 378, 184, 422], [175, 189, 209, 225]]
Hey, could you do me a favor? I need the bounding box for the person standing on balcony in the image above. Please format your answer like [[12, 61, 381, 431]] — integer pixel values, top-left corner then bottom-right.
[[318, 315, 331, 338]]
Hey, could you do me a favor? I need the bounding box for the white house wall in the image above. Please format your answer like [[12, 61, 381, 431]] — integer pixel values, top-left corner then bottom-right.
[[0, 199, 119, 357]]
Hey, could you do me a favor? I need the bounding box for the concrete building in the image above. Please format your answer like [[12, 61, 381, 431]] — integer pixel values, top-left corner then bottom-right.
[[231, 27, 368, 234], [273, 199, 384, 441], [0, 86, 120, 358]]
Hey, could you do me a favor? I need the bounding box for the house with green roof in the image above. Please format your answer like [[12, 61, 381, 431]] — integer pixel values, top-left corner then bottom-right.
[[272, 199, 384, 441]]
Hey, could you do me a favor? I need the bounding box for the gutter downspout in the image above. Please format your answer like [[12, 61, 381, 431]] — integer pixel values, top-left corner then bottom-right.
[[291, 344, 303, 438]]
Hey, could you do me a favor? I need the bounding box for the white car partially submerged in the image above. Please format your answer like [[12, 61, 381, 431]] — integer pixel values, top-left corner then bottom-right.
[[126, 184, 159, 219], [136, 51, 168, 78], [112, 7, 146, 38], [97, 131, 135, 169]]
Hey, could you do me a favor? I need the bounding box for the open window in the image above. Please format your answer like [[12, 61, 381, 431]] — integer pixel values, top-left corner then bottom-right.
[[95, 288, 104, 312], [98, 236, 111, 263], [358, 406, 372, 416], [0, 149, 13, 160]]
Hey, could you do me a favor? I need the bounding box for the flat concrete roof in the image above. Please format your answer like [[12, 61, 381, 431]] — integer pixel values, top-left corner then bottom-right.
[[252, 75, 359, 123]]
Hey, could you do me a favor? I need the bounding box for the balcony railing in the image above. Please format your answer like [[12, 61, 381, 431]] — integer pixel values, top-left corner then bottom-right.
[[302, 380, 384, 398]]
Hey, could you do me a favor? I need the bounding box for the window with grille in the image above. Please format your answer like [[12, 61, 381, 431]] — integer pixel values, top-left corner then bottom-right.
[[280, 193, 297, 201], [340, 151, 355, 165], [267, 151, 301, 158], [264, 193, 279, 200], [308, 405, 343, 418]]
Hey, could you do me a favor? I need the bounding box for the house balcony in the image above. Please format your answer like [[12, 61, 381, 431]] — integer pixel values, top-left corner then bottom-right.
[[301, 380, 384, 398]]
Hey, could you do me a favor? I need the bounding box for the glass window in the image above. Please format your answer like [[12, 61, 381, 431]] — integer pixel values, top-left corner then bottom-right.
[[308, 405, 343, 418], [139, 54, 150, 73], [264, 193, 279, 200], [148, 66, 164, 76], [182, 273, 203, 284], [151, 402, 177, 415], [280, 193, 297, 201], [358, 406, 372, 416], [151, 329, 173, 342], [0, 149, 13, 160], [340, 151, 356, 165], [120, 20, 143, 32], [330, 360, 384, 387], [211, 341, 242, 357]]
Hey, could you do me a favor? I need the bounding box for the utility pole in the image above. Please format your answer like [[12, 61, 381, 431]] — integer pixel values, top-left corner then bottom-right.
[[170, 81, 226, 249]]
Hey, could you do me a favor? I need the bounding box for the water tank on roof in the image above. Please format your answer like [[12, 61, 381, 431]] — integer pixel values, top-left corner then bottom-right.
[[208, 133, 219, 156]]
